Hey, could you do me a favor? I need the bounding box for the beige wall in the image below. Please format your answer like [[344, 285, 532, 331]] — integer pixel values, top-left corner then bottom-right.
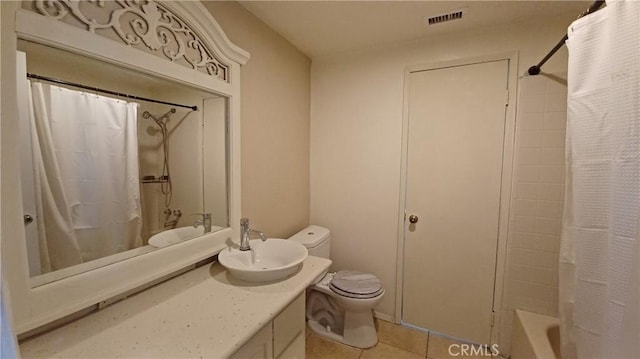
[[203, 1, 311, 238], [310, 14, 573, 349]]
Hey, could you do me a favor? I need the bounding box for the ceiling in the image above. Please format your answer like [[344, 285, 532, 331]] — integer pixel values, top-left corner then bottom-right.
[[239, 1, 592, 58]]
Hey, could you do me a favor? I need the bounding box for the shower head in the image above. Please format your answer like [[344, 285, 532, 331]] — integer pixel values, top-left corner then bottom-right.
[[143, 109, 176, 127], [157, 108, 176, 124]]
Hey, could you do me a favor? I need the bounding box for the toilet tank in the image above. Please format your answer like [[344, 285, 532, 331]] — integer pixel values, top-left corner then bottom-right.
[[288, 225, 331, 259]]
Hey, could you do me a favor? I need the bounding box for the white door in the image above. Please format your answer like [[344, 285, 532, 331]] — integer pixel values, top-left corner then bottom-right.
[[17, 51, 42, 276], [402, 60, 509, 344]]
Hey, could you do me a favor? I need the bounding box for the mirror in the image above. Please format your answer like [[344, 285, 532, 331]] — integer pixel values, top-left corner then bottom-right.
[[17, 40, 229, 286], [3, 0, 246, 334]]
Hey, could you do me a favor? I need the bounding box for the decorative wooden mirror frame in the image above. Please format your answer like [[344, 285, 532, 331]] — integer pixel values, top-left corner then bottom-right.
[[0, 0, 248, 334]]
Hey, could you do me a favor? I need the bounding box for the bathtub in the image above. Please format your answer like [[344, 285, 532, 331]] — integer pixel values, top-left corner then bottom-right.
[[511, 309, 562, 359]]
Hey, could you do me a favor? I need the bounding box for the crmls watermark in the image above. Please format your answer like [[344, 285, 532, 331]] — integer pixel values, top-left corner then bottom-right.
[[448, 343, 500, 357]]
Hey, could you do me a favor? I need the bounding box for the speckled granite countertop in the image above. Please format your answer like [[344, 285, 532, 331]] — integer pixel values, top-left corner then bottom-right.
[[20, 256, 331, 358]]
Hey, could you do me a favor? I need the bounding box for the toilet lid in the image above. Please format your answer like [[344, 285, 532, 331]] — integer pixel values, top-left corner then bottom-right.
[[329, 270, 384, 299]]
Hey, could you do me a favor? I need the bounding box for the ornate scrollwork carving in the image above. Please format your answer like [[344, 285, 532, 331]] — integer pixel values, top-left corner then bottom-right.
[[34, 0, 229, 81]]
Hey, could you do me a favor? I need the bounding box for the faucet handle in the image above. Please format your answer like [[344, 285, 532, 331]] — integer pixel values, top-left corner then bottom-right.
[[240, 218, 249, 226], [192, 212, 211, 219], [250, 229, 267, 242]]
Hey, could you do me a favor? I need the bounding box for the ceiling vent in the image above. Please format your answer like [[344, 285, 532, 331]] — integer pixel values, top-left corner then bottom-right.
[[426, 9, 465, 26]]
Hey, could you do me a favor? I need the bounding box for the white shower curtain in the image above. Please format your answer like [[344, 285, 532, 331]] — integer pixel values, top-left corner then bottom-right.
[[560, 1, 640, 358], [29, 82, 143, 268]]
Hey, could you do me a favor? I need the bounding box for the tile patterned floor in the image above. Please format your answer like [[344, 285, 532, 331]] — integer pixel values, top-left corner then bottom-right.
[[305, 319, 499, 359]]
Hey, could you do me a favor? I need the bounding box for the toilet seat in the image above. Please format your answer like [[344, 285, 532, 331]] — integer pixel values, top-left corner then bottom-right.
[[329, 270, 383, 299]]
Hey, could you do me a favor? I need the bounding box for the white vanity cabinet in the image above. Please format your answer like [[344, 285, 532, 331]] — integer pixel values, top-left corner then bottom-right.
[[273, 293, 306, 358], [232, 293, 306, 359], [230, 324, 274, 359]]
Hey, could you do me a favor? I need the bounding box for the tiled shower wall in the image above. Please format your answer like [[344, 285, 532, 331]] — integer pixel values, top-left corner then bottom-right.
[[499, 74, 567, 354]]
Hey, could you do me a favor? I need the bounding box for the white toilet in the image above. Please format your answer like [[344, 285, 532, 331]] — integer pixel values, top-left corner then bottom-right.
[[289, 225, 384, 349]]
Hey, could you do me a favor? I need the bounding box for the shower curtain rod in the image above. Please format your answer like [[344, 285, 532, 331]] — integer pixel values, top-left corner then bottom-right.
[[527, 0, 605, 76], [26, 73, 199, 111]]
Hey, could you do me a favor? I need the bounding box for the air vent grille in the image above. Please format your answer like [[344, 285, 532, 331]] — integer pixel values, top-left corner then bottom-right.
[[426, 9, 464, 25]]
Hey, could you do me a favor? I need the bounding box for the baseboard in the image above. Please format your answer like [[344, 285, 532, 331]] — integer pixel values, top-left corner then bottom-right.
[[373, 311, 395, 323]]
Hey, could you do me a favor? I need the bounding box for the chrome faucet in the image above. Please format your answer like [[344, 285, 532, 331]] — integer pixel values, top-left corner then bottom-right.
[[193, 213, 212, 233], [239, 218, 267, 251]]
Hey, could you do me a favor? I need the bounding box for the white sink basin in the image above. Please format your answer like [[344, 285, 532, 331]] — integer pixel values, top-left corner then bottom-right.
[[218, 239, 308, 282], [148, 226, 205, 248]]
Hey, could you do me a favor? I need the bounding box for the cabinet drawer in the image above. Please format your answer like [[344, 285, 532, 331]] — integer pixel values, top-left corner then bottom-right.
[[273, 293, 305, 358]]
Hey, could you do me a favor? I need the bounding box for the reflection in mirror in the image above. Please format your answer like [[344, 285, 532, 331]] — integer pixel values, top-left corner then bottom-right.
[[18, 40, 229, 286]]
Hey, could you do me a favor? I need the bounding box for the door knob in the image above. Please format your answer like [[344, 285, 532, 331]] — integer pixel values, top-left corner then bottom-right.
[[408, 214, 419, 224], [24, 214, 34, 225]]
